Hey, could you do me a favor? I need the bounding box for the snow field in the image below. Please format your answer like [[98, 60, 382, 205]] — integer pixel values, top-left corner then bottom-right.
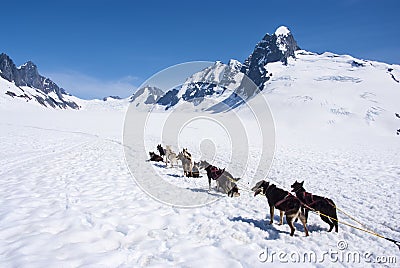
[[0, 106, 399, 267]]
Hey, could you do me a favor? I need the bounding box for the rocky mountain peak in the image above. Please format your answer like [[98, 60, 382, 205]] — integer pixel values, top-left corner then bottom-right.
[[0, 53, 79, 109], [241, 26, 300, 88], [130, 26, 301, 110], [274, 26, 291, 36], [130, 85, 165, 107], [0, 53, 18, 82]]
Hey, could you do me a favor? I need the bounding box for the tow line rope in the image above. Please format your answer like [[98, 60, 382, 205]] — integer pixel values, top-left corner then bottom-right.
[[304, 203, 400, 250], [228, 177, 400, 250]]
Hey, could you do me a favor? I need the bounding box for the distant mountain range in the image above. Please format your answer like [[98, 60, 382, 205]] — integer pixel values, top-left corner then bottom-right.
[[135, 26, 300, 112], [1, 26, 399, 135], [129, 26, 399, 135]]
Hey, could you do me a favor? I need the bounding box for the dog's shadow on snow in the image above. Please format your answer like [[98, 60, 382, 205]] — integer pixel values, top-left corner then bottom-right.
[[229, 216, 284, 239], [166, 173, 181, 178], [188, 188, 224, 197], [153, 163, 167, 168], [229, 216, 322, 238], [304, 222, 328, 233]]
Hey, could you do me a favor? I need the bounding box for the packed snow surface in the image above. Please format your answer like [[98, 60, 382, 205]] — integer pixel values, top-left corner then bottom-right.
[[1, 50, 400, 267]]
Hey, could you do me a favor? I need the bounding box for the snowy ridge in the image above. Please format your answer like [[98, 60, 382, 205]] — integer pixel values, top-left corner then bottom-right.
[[0, 53, 80, 109], [275, 25, 291, 36], [275, 26, 291, 52], [129, 86, 164, 111], [0, 76, 80, 110], [264, 50, 400, 137], [153, 61, 245, 111], [131, 47, 400, 136]]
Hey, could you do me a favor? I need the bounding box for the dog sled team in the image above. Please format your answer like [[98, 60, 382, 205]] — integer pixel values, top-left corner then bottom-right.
[[149, 144, 240, 197], [148, 144, 338, 237]]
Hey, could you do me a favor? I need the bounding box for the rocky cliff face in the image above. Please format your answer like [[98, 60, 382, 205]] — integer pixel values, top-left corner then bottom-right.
[[241, 26, 299, 89], [0, 53, 79, 109]]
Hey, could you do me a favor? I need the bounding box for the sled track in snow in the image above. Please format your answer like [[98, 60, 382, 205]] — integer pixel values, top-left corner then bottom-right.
[[0, 123, 122, 175]]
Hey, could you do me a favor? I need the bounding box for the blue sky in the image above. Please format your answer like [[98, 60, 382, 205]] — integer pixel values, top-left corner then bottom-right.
[[1, 0, 399, 99]]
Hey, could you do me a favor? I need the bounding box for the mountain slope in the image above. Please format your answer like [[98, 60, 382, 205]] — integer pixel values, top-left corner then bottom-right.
[[130, 26, 400, 136], [241, 25, 299, 89], [264, 51, 400, 137], [155, 60, 245, 110], [0, 53, 79, 109], [129, 86, 165, 110], [132, 26, 300, 112]]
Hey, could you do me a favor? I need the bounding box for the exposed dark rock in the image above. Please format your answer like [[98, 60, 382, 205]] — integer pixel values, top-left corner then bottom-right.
[[103, 95, 122, 101], [130, 26, 301, 110], [5, 91, 16, 98], [390, 73, 399, 83], [351, 60, 365, 67], [182, 83, 218, 103], [0, 53, 79, 109], [156, 88, 179, 109], [241, 26, 299, 89]]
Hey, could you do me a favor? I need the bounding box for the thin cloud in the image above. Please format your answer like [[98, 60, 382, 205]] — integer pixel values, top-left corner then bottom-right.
[[43, 71, 138, 100]]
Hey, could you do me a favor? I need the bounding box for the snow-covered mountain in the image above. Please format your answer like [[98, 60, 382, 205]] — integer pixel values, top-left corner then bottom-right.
[[156, 60, 245, 110], [129, 86, 164, 109], [0, 53, 80, 109], [2, 26, 399, 135], [241, 25, 299, 89], [265, 50, 400, 137], [133, 26, 300, 111], [131, 26, 400, 136]]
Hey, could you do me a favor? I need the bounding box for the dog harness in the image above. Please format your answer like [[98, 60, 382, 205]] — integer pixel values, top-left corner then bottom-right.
[[293, 187, 320, 207], [274, 193, 294, 207], [209, 166, 225, 180], [302, 192, 316, 206], [300, 191, 335, 208]]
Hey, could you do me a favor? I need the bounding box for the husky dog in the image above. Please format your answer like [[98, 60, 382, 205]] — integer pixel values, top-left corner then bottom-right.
[[164, 145, 178, 168], [191, 162, 200, 178], [182, 148, 193, 175], [291, 180, 338, 232], [182, 148, 192, 159], [157, 144, 166, 162], [252, 180, 309, 237], [148, 151, 163, 162], [177, 152, 193, 177], [198, 160, 240, 197]]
